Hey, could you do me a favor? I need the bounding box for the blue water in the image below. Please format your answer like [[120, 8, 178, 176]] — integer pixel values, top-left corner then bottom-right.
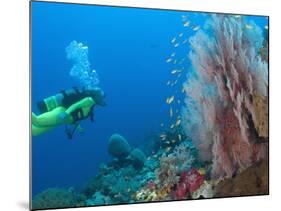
[[31, 1, 268, 196]]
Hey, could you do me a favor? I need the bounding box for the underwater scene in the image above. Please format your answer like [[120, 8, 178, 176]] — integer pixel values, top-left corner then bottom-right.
[[31, 1, 269, 210]]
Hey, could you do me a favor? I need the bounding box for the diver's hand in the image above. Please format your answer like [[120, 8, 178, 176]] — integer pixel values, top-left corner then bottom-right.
[[84, 97, 95, 106], [66, 97, 95, 115]]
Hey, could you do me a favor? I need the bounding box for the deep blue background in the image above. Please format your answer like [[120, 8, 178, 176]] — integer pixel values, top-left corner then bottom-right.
[[31, 1, 268, 196]]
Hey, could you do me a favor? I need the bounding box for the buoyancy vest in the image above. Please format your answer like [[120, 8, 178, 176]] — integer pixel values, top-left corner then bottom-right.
[[37, 87, 94, 123]]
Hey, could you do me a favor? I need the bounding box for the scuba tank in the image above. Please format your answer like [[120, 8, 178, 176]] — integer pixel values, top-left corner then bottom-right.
[[36, 87, 85, 114], [37, 93, 64, 114], [36, 86, 105, 139]]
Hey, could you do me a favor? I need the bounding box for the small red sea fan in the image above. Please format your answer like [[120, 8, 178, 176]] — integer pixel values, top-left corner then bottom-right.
[[174, 171, 189, 200], [174, 169, 205, 199], [186, 169, 204, 193], [175, 182, 188, 200]]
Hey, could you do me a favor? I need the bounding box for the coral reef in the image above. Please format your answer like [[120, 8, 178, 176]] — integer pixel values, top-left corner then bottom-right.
[[148, 140, 197, 200], [191, 181, 214, 199], [86, 191, 112, 206], [33, 15, 268, 209], [107, 135, 147, 170], [129, 148, 147, 169], [172, 141, 196, 172], [81, 135, 153, 204], [134, 188, 158, 202], [108, 133, 131, 160], [156, 155, 179, 194], [155, 141, 195, 191], [182, 15, 269, 179], [174, 169, 205, 200], [32, 188, 86, 209], [33, 120, 267, 208], [82, 164, 142, 203], [184, 169, 205, 193]]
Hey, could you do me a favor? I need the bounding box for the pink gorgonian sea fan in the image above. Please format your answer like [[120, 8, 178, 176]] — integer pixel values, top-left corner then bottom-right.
[[181, 14, 268, 179]]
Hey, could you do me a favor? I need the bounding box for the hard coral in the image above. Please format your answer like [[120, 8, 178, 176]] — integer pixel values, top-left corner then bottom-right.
[[134, 188, 158, 202], [155, 141, 196, 199], [129, 148, 146, 170], [155, 155, 179, 192], [134, 182, 173, 202], [32, 188, 85, 210], [82, 163, 142, 203], [108, 134, 131, 160]]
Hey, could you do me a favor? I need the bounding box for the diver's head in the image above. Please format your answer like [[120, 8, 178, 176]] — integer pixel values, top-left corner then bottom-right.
[[86, 87, 106, 106]]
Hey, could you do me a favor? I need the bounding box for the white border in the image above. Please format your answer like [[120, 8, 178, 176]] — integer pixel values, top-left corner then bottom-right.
[[0, 0, 280, 211]]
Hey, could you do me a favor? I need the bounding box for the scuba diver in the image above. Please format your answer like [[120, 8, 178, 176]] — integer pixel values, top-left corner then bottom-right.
[[32, 86, 106, 139]]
